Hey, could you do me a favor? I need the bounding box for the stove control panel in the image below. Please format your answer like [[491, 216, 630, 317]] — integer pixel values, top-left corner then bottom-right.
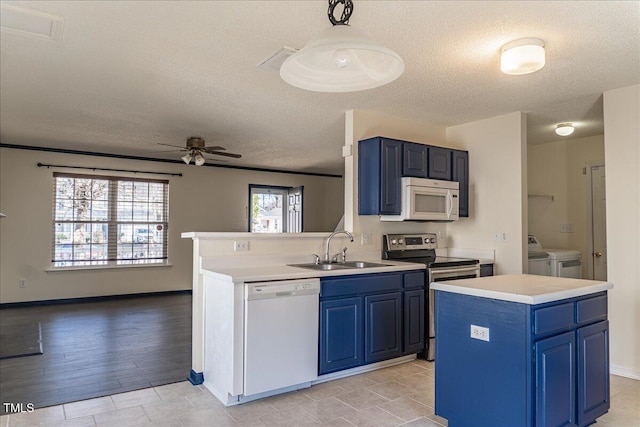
[[384, 233, 438, 250]]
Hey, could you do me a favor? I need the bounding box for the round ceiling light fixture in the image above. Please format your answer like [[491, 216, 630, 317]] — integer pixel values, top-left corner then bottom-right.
[[280, 0, 404, 92], [555, 123, 575, 136], [500, 38, 545, 75]]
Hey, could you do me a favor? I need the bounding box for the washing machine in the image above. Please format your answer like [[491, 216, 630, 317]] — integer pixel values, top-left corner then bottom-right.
[[527, 235, 551, 276]]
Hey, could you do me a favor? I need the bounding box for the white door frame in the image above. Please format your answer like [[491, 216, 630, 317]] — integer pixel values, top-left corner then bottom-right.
[[585, 161, 605, 280]]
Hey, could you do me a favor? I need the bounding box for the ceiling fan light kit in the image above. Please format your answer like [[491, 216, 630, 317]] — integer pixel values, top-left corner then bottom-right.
[[500, 38, 545, 75], [555, 123, 575, 136], [181, 152, 193, 164], [280, 0, 404, 92]]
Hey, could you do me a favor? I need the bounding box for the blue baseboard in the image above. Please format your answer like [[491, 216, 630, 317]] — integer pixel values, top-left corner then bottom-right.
[[188, 370, 204, 385]]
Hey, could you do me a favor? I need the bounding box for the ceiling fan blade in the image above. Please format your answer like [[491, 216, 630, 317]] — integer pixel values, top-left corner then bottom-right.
[[201, 146, 226, 153], [157, 143, 187, 149], [206, 151, 242, 159]]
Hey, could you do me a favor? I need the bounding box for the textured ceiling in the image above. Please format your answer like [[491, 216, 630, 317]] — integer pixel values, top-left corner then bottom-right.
[[1, 1, 638, 174]]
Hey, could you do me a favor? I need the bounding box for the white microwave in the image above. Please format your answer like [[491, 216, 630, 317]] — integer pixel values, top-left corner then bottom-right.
[[381, 177, 459, 222]]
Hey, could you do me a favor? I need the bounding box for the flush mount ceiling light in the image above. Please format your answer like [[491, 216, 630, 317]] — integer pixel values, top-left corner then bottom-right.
[[555, 123, 575, 136], [500, 38, 545, 75], [280, 0, 404, 92]]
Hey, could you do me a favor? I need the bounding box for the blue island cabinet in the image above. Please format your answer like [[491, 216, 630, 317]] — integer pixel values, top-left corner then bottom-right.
[[319, 270, 425, 375], [435, 290, 609, 427]]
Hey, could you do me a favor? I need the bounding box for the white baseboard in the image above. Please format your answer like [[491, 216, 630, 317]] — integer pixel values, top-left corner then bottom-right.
[[610, 364, 640, 380]]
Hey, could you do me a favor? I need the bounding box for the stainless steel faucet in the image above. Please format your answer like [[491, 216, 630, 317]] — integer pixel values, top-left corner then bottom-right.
[[325, 230, 354, 262]]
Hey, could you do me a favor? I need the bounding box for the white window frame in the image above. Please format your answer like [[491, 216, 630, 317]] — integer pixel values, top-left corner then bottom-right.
[[51, 173, 169, 269]]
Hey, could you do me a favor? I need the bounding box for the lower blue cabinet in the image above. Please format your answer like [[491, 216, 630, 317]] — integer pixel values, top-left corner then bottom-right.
[[319, 271, 425, 375], [403, 289, 425, 353], [535, 331, 577, 427], [577, 320, 610, 425], [365, 292, 402, 363], [319, 297, 363, 374]]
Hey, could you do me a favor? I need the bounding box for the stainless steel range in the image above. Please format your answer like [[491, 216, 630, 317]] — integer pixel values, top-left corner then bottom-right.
[[383, 233, 480, 361]]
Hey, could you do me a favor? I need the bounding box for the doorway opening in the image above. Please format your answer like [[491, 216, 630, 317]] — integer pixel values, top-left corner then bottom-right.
[[249, 185, 303, 233]]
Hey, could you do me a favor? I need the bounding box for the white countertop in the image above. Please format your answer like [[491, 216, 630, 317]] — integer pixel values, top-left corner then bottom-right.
[[430, 274, 612, 304], [201, 260, 425, 283]]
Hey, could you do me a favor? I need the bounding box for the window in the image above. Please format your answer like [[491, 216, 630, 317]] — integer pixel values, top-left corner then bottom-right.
[[249, 185, 303, 233], [52, 173, 169, 268]]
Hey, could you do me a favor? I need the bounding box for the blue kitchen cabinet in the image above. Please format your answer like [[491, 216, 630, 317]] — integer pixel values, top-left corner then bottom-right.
[[435, 290, 609, 427], [403, 289, 425, 353], [452, 149, 469, 217], [535, 331, 577, 426], [427, 146, 452, 180], [577, 320, 610, 425], [358, 137, 402, 215], [319, 270, 425, 375], [319, 297, 363, 374], [364, 292, 402, 363], [359, 137, 469, 218], [402, 142, 428, 178]]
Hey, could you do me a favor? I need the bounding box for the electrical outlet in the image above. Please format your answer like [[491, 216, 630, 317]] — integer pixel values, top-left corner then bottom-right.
[[18, 279, 26, 288], [470, 324, 490, 342], [361, 233, 372, 245], [234, 240, 249, 251], [438, 231, 444, 241]]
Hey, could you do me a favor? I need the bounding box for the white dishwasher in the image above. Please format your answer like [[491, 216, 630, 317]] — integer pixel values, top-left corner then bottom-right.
[[244, 278, 320, 396]]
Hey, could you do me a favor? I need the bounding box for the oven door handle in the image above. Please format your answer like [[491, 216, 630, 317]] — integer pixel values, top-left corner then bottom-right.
[[429, 265, 480, 276]]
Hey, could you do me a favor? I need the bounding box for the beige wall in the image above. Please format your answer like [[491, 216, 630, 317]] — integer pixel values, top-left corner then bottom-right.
[[445, 112, 527, 274], [0, 148, 343, 303], [603, 84, 640, 379], [528, 135, 605, 278], [343, 110, 451, 249]]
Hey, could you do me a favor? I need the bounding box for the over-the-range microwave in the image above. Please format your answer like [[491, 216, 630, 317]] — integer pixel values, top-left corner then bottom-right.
[[381, 177, 459, 222]]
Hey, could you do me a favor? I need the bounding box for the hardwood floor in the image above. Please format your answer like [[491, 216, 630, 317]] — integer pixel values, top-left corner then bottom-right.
[[0, 292, 191, 415]]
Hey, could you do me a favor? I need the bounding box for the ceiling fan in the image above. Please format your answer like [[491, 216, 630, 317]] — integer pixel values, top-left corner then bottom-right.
[[159, 137, 241, 166]]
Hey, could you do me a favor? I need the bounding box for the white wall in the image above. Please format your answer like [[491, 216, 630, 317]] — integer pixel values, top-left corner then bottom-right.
[[445, 112, 527, 274], [0, 148, 343, 303], [603, 84, 640, 379], [343, 110, 452, 249], [528, 135, 605, 277]]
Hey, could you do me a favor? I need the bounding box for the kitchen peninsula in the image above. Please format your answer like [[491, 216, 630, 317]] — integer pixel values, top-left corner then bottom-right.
[[431, 274, 613, 427], [183, 231, 427, 407]]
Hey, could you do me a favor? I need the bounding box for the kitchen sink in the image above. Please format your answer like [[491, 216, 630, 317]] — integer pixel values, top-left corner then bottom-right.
[[341, 261, 390, 268], [288, 261, 390, 271]]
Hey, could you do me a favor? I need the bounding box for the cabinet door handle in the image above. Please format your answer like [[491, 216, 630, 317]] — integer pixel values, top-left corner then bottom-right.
[[594, 252, 603, 257]]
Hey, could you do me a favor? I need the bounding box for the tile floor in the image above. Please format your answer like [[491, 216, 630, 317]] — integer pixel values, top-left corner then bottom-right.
[[1, 360, 638, 427]]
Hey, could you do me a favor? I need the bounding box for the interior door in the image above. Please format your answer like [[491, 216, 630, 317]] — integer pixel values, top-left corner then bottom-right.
[[287, 186, 303, 233], [590, 166, 607, 280]]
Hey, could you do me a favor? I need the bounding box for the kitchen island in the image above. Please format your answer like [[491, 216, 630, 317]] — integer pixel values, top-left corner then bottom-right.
[[431, 274, 613, 427]]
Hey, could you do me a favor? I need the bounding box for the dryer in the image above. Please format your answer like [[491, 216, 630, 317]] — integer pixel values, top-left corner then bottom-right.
[[545, 248, 582, 278], [527, 235, 582, 279]]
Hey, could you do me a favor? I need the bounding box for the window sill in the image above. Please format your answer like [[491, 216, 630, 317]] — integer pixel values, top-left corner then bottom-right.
[[46, 263, 173, 273]]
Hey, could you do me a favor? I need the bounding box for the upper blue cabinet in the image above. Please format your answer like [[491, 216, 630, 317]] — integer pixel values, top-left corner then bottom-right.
[[358, 137, 403, 215], [402, 142, 428, 178], [427, 146, 452, 180], [358, 137, 469, 217]]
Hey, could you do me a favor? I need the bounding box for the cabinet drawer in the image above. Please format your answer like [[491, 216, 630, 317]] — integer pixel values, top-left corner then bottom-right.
[[403, 271, 425, 289], [576, 295, 607, 325], [534, 302, 574, 335], [321, 273, 402, 298]]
